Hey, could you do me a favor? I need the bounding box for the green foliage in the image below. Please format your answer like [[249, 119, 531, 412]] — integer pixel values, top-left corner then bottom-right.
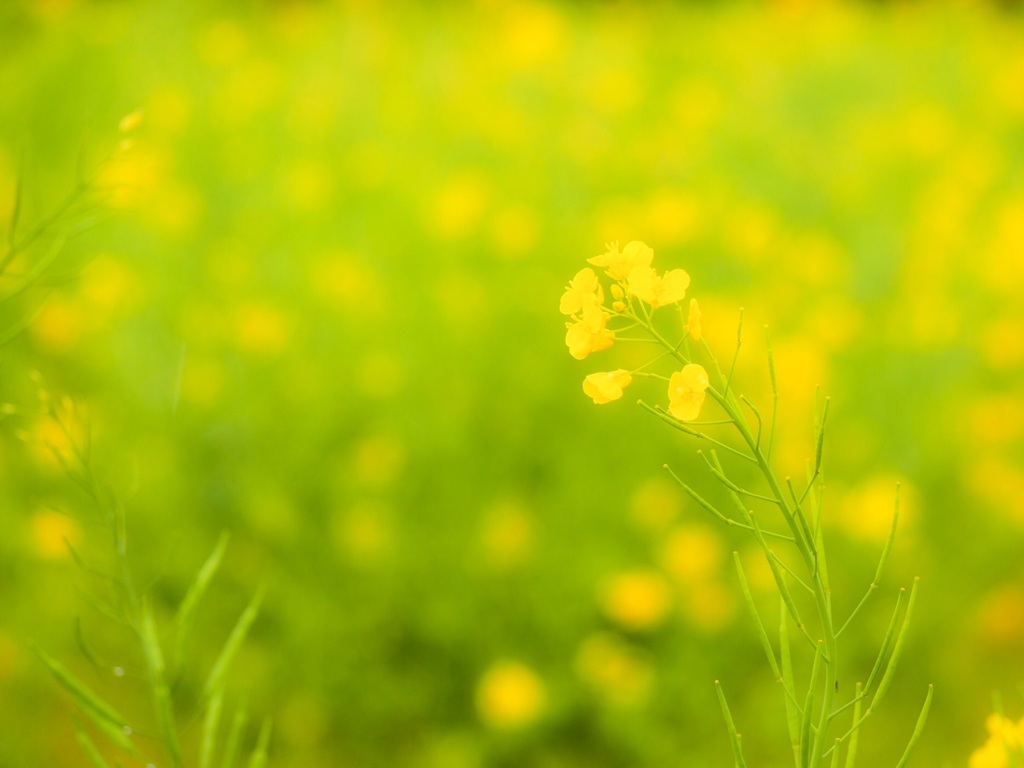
[[1, 1, 1023, 766]]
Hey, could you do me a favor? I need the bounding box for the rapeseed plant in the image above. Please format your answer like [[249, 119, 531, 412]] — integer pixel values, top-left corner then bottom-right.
[[561, 241, 931, 767], [3, 123, 271, 767]]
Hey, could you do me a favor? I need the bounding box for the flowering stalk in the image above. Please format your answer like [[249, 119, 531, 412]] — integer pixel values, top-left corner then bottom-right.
[[560, 241, 930, 767]]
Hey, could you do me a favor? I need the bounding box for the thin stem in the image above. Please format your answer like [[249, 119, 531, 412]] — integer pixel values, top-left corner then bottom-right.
[[724, 308, 744, 398]]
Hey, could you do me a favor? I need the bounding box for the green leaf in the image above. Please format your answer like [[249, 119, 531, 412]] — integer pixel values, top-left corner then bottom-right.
[[35, 646, 135, 753], [175, 531, 230, 669], [140, 600, 184, 768], [715, 680, 747, 768], [204, 587, 265, 702], [247, 717, 273, 768]]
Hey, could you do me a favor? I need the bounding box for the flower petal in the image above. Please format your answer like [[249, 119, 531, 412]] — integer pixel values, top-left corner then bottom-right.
[[583, 370, 632, 404]]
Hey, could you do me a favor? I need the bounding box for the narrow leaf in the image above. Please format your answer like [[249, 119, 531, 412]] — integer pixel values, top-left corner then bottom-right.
[[715, 680, 747, 768], [201, 689, 225, 768], [221, 705, 248, 768], [865, 588, 905, 694], [140, 600, 183, 768], [73, 719, 114, 768], [247, 717, 273, 768], [780, 602, 801, 768], [845, 682, 863, 768], [870, 578, 920, 710], [734, 553, 780, 679], [175, 532, 230, 668], [204, 587, 265, 702], [35, 646, 135, 752], [894, 684, 933, 768]]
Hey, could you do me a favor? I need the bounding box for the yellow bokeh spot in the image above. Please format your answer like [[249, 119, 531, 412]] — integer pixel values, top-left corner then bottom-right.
[[331, 500, 392, 566], [966, 395, 1024, 447], [644, 189, 703, 247], [739, 545, 778, 594], [586, 68, 641, 116], [670, 79, 723, 139], [901, 104, 954, 160], [196, 19, 250, 68], [480, 498, 533, 570], [309, 252, 384, 316], [426, 175, 490, 241], [475, 660, 545, 730], [23, 416, 77, 470], [601, 570, 672, 632], [26, 0, 79, 21], [834, 476, 914, 543], [659, 525, 723, 584], [497, 2, 566, 67], [629, 477, 682, 532], [79, 255, 146, 317], [683, 580, 736, 632], [96, 143, 164, 209], [574, 632, 654, 707], [232, 301, 292, 355], [489, 205, 539, 258], [352, 434, 404, 488], [981, 197, 1024, 295], [147, 181, 202, 237], [967, 454, 1024, 524], [30, 509, 81, 559], [146, 85, 192, 136], [993, 51, 1024, 116], [723, 204, 779, 265], [980, 317, 1024, 372], [282, 161, 334, 212], [31, 294, 87, 352], [214, 59, 284, 127], [975, 585, 1024, 648]]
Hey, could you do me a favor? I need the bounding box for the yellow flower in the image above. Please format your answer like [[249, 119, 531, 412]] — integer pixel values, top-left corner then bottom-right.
[[583, 370, 632, 404], [969, 714, 1024, 768], [565, 305, 614, 360], [601, 570, 672, 631], [475, 661, 546, 729], [668, 364, 709, 421], [588, 240, 653, 281], [627, 265, 690, 308], [685, 298, 702, 341], [559, 267, 604, 315]]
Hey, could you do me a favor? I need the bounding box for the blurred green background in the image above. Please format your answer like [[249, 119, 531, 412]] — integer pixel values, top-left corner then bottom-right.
[[2, 0, 1024, 765]]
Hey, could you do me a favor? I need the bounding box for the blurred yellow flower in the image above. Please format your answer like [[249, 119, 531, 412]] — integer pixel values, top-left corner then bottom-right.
[[559, 267, 604, 315], [565, 305, 614, 360], [588, 240, 653, 281], [601, 570, 672, 632], [685, 298, 702, 341], [668, 364, 709, 421], [475, 661, 545, 730], [969, 714, 1024, 768], [582, 370, 631, 404], [627, 265, 690, 309], [481, 499, 533, 570], [30, 510, 80, 559], [574, 632, 654, 706]]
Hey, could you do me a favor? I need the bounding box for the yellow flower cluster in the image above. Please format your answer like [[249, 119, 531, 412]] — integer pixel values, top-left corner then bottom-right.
[[970, 714, 1024, 768], [560, 241, 708, 420]]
